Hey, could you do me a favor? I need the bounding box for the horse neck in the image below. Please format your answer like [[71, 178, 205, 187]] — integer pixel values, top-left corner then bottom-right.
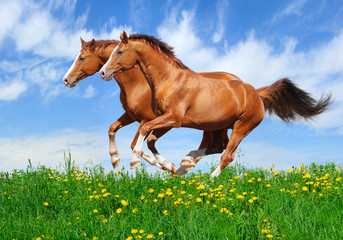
[[136, 43, 182, 89], [96, 44, 118, 66]]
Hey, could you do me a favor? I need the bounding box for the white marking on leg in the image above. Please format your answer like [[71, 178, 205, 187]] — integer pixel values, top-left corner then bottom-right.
[[155, 153, 175, 173], [181, 148, 207, 168], [109, 132, 120, 168], [131, 133, 145, 169], [210, 165, 222, 178], [141, 152, 163, 169], [63, 52, 80, 81]]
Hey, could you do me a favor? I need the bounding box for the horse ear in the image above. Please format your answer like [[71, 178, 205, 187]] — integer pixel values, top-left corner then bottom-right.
[[80, 37, 86, 47], [89, 39, 96, 52], [120, 31, 128, 44]]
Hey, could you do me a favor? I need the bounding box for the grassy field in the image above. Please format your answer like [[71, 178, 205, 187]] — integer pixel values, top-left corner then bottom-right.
[[1, 154, 342, 240]]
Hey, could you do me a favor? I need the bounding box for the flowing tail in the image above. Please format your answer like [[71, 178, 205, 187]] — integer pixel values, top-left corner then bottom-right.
[[256, 78, 333, 122]]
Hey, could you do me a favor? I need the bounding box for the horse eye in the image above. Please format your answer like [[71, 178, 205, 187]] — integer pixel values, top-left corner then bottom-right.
[[79, 57, 86, 62], [117, 51, 123, 55]]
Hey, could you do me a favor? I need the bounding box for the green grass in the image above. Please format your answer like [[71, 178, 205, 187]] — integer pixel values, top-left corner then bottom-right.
[[1, 155, 342, 240]]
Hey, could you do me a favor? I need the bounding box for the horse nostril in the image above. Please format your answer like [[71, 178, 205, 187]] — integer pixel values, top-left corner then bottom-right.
[[63, 77, 68, 84], [100, 70, 105, 78]]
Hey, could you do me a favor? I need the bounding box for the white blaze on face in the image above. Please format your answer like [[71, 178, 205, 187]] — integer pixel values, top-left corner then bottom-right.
[[63, 52, 81, 81], [101, 45, 119, 75]]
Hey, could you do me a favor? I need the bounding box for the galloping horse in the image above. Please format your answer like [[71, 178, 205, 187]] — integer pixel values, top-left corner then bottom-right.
[[62, 38, 244, 174], [100, 31, 332, 177]]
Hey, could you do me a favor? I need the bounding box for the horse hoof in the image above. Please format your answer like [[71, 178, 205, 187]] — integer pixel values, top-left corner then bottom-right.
[[130, 159, 141, 169], [181, 157, 196, 171], [111, 158, 120, 169]]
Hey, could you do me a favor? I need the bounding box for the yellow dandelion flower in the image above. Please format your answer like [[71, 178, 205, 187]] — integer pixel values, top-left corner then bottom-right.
[[180, 191, 186, 194], [248, 199, 254, 203], [93, 209, 98, 213], [266, 184, 271, 188], [116, 208, 122, 214], [125, 237, 133, 240], [166, 190, 173, 196], [163, 210, 168, 215], [140, 195, 145, 200], [43, 202, 49, 206], [196, 198, 202, 203], [101, 189, 107, 193], [149, 188, 154, 193], [93, 237, 98, 240], [153, 199, 158, 202], [158, 232, 163, 235], [99, 215, 105, 219], [139, 229, 144, 234], [147, 234, 154, 239], [103, 219, 108, 223], [67, 222, 71, 226], [158, 193, 165, 198], [237, 195, 244, 199], [132, 208, 138, 213], [302, 186, 309, 191], [131, 229, 138, 234], [266, 234, 273, 238], [121, 200, 128, 206]]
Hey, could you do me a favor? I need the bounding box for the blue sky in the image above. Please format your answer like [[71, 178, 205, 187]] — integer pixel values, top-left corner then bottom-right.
[[1, 0, 343, 173]]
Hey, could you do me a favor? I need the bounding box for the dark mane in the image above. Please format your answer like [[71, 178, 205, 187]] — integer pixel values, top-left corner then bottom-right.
[[83, 39, 119, 53], [128, 34, 189, 69]]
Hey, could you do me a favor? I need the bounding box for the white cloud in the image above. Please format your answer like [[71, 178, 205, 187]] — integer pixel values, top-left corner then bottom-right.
[[83, 84, 97, 98], [0, 77, 28, 100], [0, 1, 22, 44]]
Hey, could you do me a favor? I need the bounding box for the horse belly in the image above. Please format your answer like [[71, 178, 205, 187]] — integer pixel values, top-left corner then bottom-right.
[[182, 92, 241, 130]]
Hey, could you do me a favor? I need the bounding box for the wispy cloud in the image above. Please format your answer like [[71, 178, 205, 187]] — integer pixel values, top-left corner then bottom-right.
[[212, 0, 229, 43], [0, 76, 27, 100], [271, 0, 309, 23]]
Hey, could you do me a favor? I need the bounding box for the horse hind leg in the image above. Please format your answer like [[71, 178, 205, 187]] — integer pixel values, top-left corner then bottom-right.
[[210, 117, 261, 178], [177, 129, 227, 176]]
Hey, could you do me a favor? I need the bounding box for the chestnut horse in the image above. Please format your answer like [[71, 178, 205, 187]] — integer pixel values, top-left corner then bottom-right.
[[100, 31, 332, 177], [62, 38, 243, 174]]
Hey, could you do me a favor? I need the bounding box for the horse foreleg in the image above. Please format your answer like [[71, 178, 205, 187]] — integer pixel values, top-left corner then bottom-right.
[[129, 124, 163, 170], [109, 113, 135, 169], [134, 113, 181, 174]]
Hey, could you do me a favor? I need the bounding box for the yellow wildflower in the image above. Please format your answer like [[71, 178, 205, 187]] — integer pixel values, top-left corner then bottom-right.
[[147, 234, 154, 239], [131, 229, 138, 234], [121, 200, 128, 206], [116, 208, 122, 213], [43, 202, 49, 206]]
